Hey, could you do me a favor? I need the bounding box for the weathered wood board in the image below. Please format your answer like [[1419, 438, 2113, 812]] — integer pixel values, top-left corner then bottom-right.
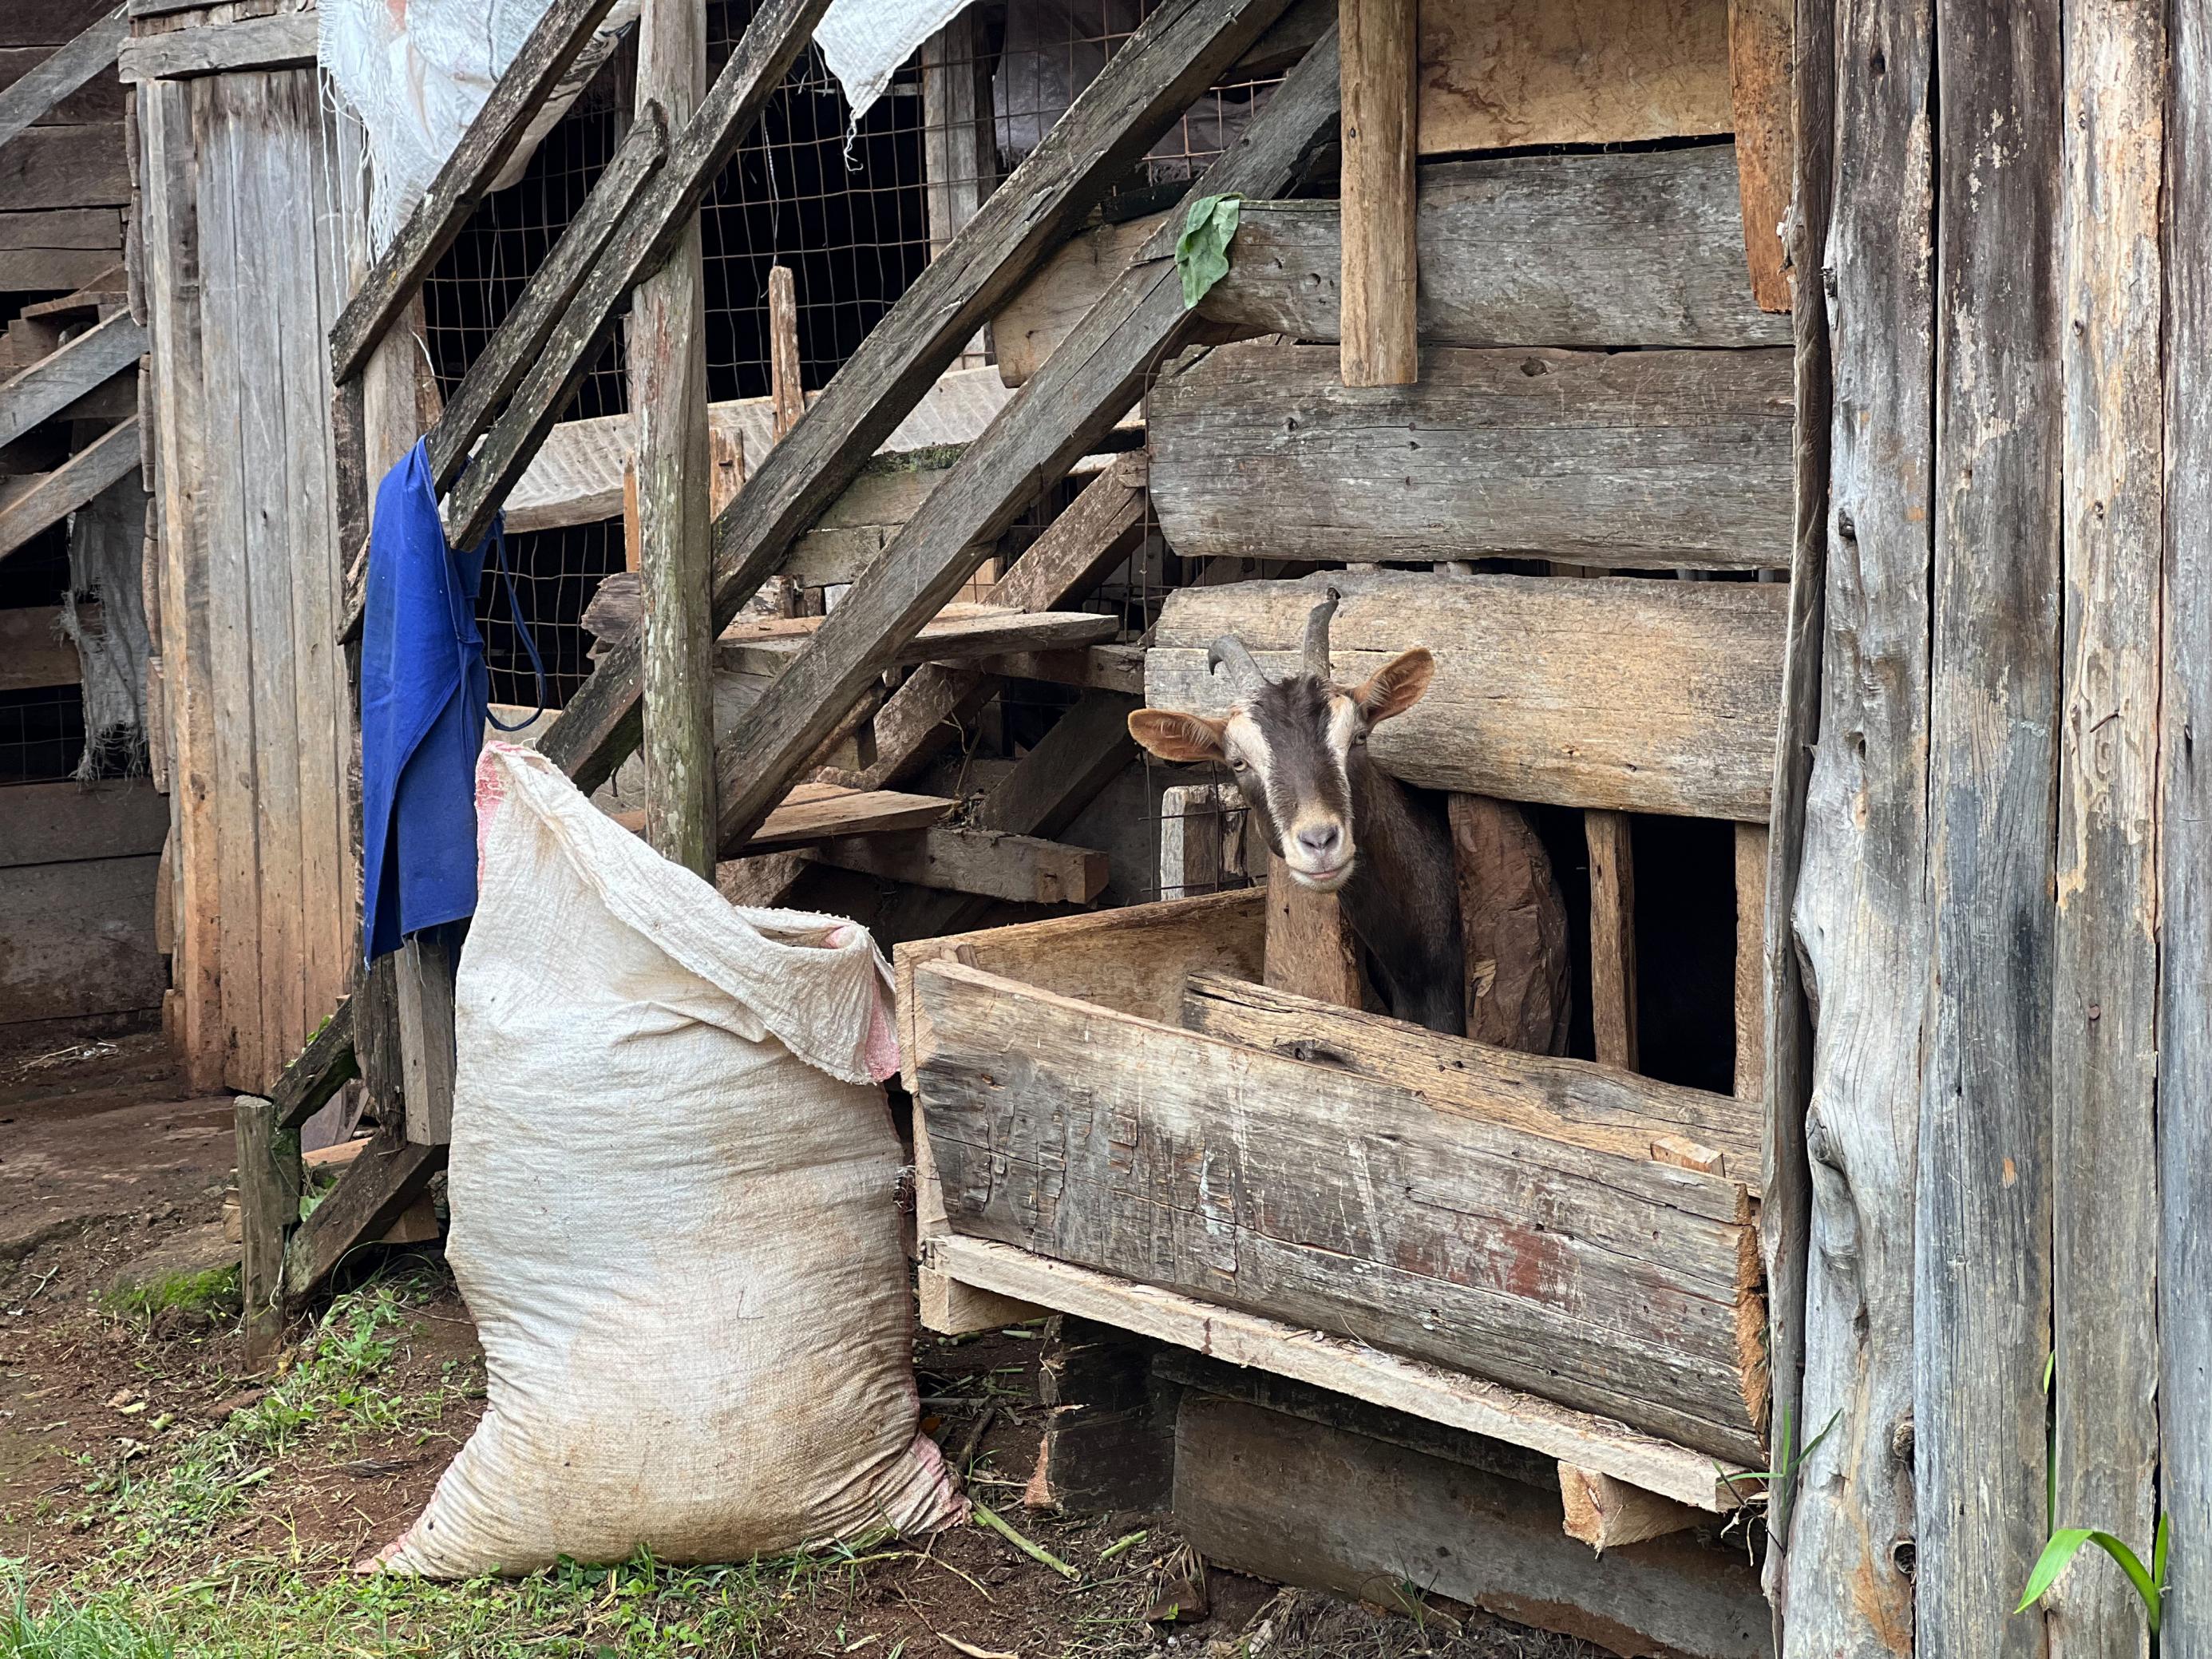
[[915, 958, 1767, 1461], [0, 853, 163, 1030], [1145, 570, 1788, 821], [1149, 342, 1792, 572]]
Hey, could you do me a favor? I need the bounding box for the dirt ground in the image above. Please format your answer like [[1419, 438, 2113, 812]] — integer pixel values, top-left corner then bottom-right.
[[0, 1034, 1600, 1659]]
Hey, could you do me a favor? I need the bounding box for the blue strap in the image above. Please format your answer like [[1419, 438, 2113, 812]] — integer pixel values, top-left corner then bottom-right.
[[484, 524, 548, 732]]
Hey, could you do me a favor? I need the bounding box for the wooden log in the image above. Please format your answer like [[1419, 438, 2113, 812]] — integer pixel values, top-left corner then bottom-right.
[[706, 39, 1343, 851], [234, 1095, 300, 1371], [1337, 0, 1415, 387], [1778, 0, 1933, 1645], [0, 311, 144, 451], [1584, 810, 1638, 1071], [767, 263, 803, 441], [1175, 1396, 1771, 1659], [0, 417, 137, 560], [1731, 824, 1767, 1104], [916, 958, 1767, 1460], [805, 826, 1108, 905], [1149, 341, 1793, 572], [1147, 571, 1788, 822], [1264, 853, 1359, 1007], [116, 12, 315, 81], [1557, 1463, 1704, 1553], [0, 3, 121, 154], [1448, 794, 1569, 1055], [327, 0, 619, 384], [282, 1125, 445, 1305], [1727, 0, 1794, 312], [1182, 971, 1760, 1182], [536, 0, 1312, 798], [2051, 1, 2163, 1653], [395, 928, 457, 1147], [1917, 4, 2063, 1653]]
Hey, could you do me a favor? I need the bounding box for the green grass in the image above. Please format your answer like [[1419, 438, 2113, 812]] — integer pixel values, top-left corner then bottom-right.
[[97, 1269, 240, 1328]]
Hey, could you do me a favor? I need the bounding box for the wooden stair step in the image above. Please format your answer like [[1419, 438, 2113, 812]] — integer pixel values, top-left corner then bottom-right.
[[715, 604, 1118, 675]]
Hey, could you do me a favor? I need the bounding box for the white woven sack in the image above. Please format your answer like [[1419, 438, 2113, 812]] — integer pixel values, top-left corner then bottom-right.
[[377, 742, 963, 1576]]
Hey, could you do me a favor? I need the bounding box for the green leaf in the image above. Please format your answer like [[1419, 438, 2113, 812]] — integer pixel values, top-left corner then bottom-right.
[[2019, 1529, 2163, 1628], [1176, 193, 1242, 310], [2020, 1530, 2098, 1612]]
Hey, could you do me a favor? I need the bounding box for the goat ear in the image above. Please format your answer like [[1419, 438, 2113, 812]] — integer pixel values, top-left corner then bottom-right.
[[1354, 648, 1434, 724], [1128, 708, 1230, 763]]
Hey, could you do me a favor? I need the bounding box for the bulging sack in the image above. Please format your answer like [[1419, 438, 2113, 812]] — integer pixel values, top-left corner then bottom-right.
[[377, 742, 962, 1577]]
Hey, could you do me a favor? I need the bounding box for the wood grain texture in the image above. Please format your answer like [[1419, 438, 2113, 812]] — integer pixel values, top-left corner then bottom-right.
[[269, 997, 361, 1133], [767, 262, 802, 441], [1449, 794, 1569, 1054], [1337, 0, 1415, 386], [2052, 2, 2163, 1654], [1146, 570, 1788, 822], [1731, 823, 1767, 1105], [1557, 1464, 1702, 1553], [0, 309, 144, 450], [1583, 810, 1637, 1071], [1262, 852, 1360, 1006], [0, 122, 127, 209], [1181, 971, 1762, 1182], [916, 958, 1767, 1461], [0, 417, 137, 558], [234, 1095, 299, 1369], [807, 826, 1108, 905], [0, 2, 121, 152], [710, 604, 1118, 674], [1726, 0, 1794, 311], [282, 1124, 445, 1305], [1779, 0, 1933, 1646], [117, 11, 315, 80], [1148, 341, 1794, 572], [396, 928, 456, 1146], [537, 0, 1308, 797], [1917, 3, 2062, 1653]]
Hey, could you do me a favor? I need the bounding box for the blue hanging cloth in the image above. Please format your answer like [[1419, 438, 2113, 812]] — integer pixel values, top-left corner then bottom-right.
[[360, 439, 543, 963]]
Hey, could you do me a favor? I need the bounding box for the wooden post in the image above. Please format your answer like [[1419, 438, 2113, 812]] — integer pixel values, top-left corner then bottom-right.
[[2053, 0, 2164, 1653], [768, 263, 803, 443], [1732, 823, 1767, 1103], [1583, 809, 1636, 1071], [631, 0, 716, 877], [920, 12, 995, 367], [235, 1095, 300, 1370], [1263, 852, 1360, 1008], [1917, 2, 2062, 1652], [1725, 0, 1795, 312], [1779, 0, 1932, 1649], [396, 927, 457, 1146], [1336, 0, 1415, 386]]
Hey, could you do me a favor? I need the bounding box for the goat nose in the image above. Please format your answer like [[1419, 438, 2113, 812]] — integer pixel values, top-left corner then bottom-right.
[[1296, 823, 1342, 859]]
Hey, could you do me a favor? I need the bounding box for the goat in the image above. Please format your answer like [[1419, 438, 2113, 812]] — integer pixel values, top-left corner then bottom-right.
[[1130, 592, 1466, 1036]]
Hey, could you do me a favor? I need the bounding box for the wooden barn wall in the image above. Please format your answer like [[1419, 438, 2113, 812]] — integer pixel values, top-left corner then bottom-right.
[[0, 0, 129, 291], [144, 65, 354, 1096]]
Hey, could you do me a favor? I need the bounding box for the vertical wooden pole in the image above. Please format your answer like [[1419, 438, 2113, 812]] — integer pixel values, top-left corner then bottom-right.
[[1263, 853, 1360, 1008], [1918, 2, 2063, 1652], [631, 0, 715, 878], [768, 263, 804, 442], [1337, 0, 1416, 387], [1725, 0, 1795, 312], [920, 13, 995, 367], [235, 1095, 300, 1370], [1583, 809, 1636, 1071], [1731, 822, 1767, 1104], [2164, 1, 2212, 1651], [1451, 794, 1569, 1055], [396, 925, 457, 1146], [1780, 0, 1933, 1650]]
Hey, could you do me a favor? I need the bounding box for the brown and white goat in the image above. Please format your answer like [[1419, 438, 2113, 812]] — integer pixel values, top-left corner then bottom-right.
[[1130, 592, 1466, 1036]]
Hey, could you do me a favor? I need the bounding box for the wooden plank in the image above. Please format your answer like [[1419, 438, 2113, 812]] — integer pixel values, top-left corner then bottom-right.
[[767, 263, 802, 441], [1263, 852, 1359, 1006], [959, 643, 1146, 695], [631, 0, 715, 878], [0, 853, 162, 1027], [1150, 341, 1793, 572], [917, 958, 1766, 1461], [0, 310, 146, 451], [268, 998, 362, 1133], [0, 418, 137, 558], [1731, 824, 1767, 1104], [1449, 794, 1569, 1055], [396, 928, 456, 1146], [281, 1124, 445, 1305], [1337, 0, 1415, 387], [806, 826, 1109, 905], [0, 776, 166, 865], [1584, 810, 1637, 1071], [0, 48, 124, 125], [0, 3, 122, 153], [705, 35, 1340, 852], [746, 782, 952, 846], [327, 0, 619, 384], [1776, 0, 1933, 1645], [1918, 4, 2063, 1653], [233, 1095, 299, 1369], [714, 604, 1118, 675], [1148, 571, 1788, 822], [116, 11, 315, 80], [0, 604, 78, 691], [1176, 1397, 1770, 1658], [2052, 0, 2163, 1652], [0, 123, 127, 210], [1181, 971, 1761, 1183], [919, 10, 993, 367], [1727, 0, 1794, 311], [932, 1232, 1749, 1510], [537, 0, 1309, 798], [1557, 1464, 1703, 1553]]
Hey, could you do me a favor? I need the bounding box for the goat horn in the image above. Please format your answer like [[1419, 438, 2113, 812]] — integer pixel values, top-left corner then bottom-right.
[[1208, 634, 1269, 698], [1303, 588, 1343, 680]]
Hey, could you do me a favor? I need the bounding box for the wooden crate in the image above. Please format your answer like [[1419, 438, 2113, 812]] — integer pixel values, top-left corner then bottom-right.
[[898, 893, 1769, 1498]]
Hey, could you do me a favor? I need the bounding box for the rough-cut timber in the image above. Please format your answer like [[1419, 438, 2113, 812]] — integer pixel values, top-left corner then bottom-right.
[[1262, 853, 1359, 1006], [704, 32, 1341, 851], [1780, 0, 1933, 1648], [1448, 794, 1569, 1054], [0, 3, 121, 154], [1150, 341, 1792, 572], [538, 0, 1307, 795], [268, 997, 361, 1132], [1337, 0, 1415, 386], [805, 826, 1108, 905], [1917, 5, 2062, 1654], [1584, 810, 1638, 1071], [0, 308, 144, 450], [234, 1095, 299, 1369], [1557, 1463, 1703, 1553], [116, 12, 315, 80], [283, 1126, 445, 1305], [328, 0, 619, 384], [0, 417, 137, 559], [916, 958, 1767, 1461], [1147, 571, 1788, 822], [2050, 2, 2163, 1655], [1726, 0, 1794, 311]]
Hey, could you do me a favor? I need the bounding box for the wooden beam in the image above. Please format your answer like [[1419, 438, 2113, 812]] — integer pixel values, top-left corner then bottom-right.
[[704, 30, 1341, 853], [329, 0, 619, 384], [713, 604, 1118, 675], [920, 10, 994, 367], [1732, 823, 1767, 1104], [1263, 853, 1359, 1007], [1336, 0, 1415, 386], [956, 642, 1146, 695], [1148, 571, 1788, 822], [0, 308, 142, 450], [536, 0, 1309, 798], [439, 0, 833, 553], [767, 263, 803, 441], [0, 416, 137, 560], [1158, 783, 1244, 901], [1584, 809, 1638, 1071], [1557, 1464, 1704, 1553], [1727, 0, 1795, 312], [806, 826, 1109, 905], [268, 996, 362, 1133], [396, 928, 457, 1146], [234, 1095, 300, 1371], [0, 2, 121, 153], [116, 11, 315, 81], [1150, 341, 1795, 572], [1181, 971, 1761, 1182], [1778, 0, 1933, 1645], [283, 1125, 445, 1305]]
